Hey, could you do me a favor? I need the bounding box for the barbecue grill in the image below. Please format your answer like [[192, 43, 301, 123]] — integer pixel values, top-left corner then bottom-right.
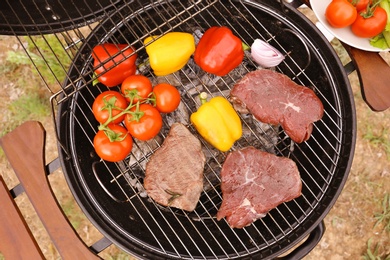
[[1, 0, 357, 259]]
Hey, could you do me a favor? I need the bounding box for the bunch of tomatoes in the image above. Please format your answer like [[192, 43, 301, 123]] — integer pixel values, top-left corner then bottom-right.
[[92, 74, 181, 162], [325, 0, 388, 38]]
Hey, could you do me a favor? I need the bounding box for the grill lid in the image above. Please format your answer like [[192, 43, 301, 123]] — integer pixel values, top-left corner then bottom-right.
[[0, 0, 122, 35]]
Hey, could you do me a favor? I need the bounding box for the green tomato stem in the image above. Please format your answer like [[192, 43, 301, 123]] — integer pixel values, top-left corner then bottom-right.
[[101, 95, 149, 127]]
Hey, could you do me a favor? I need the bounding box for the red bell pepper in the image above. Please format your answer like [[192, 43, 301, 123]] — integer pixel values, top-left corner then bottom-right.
[[194, 26, 244, 76], [92, 43, 137, 87]]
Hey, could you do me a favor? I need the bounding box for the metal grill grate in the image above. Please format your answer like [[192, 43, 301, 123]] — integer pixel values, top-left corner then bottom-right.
[[1, 0, 356, 259]]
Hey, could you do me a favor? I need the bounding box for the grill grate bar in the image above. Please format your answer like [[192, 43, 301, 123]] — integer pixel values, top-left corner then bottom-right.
[[305, 136, 340, 174], [166, 204, 227, 259]]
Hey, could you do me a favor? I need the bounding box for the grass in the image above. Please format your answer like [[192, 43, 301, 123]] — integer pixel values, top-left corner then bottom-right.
[[106, 252, 135, 260], [362, 238, 389, 260], [1, 94, 51, 137], [364, 126, 390, 160], [0, 34, 71, 139], [362, 193, 390, 260], [374, 193, 390, 232], [6, 35, 71, 85], [358, 111, 390, 260], [330, 215, 344, 228], [61, 197, 84, 230]]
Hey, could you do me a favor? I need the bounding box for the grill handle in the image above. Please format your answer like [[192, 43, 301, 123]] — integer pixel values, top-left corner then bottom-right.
[[342, 44, 390, 112], [276, 221, 325, 260]]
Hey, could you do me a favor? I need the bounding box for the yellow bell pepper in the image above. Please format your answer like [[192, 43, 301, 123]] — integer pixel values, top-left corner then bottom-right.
[[190, 93, 242, 152], [144, 32, 195, 76]]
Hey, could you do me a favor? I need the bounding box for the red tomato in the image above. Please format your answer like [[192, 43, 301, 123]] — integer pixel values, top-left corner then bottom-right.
[[348, 0, 371, 11], [121, 75, 153, 103], [152, 83, 181, 113], [124, 104, 163, 141], [92, 43, 137, 87], [325, 0, 358, 28], [93, 124, 133, 162], [92, 90, 128, 124], [352, 6, 387, 38]]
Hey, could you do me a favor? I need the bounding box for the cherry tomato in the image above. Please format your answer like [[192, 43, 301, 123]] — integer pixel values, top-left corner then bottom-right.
[[351, 6, 387, 38], [124, 104, 163, 141], [93, 124, 133, 162], [325, 0, 357, 28], [92, 90, 128, 124], [121, 75, 153, 103], [152, 83, 181, 113], [348, 0, 371, 11]]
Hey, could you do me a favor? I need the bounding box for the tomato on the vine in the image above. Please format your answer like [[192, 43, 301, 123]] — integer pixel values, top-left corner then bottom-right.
[[348, 0, 371, 11], [124, 103, 163, 141], [92, 90, 128, 124], [351, 6, 387, 38], [121, 75, 153, 103], [325, 0, 357, 28], [152, 83, 181, 113], [93, 124, 133, 162]]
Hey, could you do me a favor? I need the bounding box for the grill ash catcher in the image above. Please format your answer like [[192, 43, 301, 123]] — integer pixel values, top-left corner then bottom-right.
[[1, 0, 357, 259]]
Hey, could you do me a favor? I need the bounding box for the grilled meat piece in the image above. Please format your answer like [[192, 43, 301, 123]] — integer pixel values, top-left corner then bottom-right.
[[216, 146, 302, 228], [144, 123, 205, 211], [230, 69, 324, 143]]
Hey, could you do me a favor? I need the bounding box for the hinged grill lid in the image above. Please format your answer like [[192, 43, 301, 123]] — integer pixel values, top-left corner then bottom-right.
[[0, 0, 122, 35]]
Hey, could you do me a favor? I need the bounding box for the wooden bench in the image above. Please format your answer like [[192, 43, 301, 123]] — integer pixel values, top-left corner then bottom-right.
[[0, 121, 110, 259]]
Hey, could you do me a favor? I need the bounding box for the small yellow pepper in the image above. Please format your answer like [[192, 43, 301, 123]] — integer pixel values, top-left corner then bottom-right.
[[144, 32, 195, 76], [190, 93, 242, 152]]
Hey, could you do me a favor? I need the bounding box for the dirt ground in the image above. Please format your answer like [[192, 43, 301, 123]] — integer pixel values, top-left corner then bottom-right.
[[0, 5, 389, 260]]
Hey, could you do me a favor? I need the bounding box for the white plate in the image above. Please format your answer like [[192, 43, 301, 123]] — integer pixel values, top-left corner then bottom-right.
[[310, 0, 390, 52]]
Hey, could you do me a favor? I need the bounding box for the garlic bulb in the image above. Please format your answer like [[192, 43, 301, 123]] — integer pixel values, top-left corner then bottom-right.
[[250, 39, 284, 67]]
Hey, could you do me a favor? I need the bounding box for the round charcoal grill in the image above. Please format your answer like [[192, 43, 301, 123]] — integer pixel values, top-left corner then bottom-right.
[[54, 0, 356, 259], [1, 0, 356, 259]]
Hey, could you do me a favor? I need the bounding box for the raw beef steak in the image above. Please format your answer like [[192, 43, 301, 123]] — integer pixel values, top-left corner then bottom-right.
[[216, 146, 302, 228], [230, 69, 324, 143], [144, 123, 206, 211]]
